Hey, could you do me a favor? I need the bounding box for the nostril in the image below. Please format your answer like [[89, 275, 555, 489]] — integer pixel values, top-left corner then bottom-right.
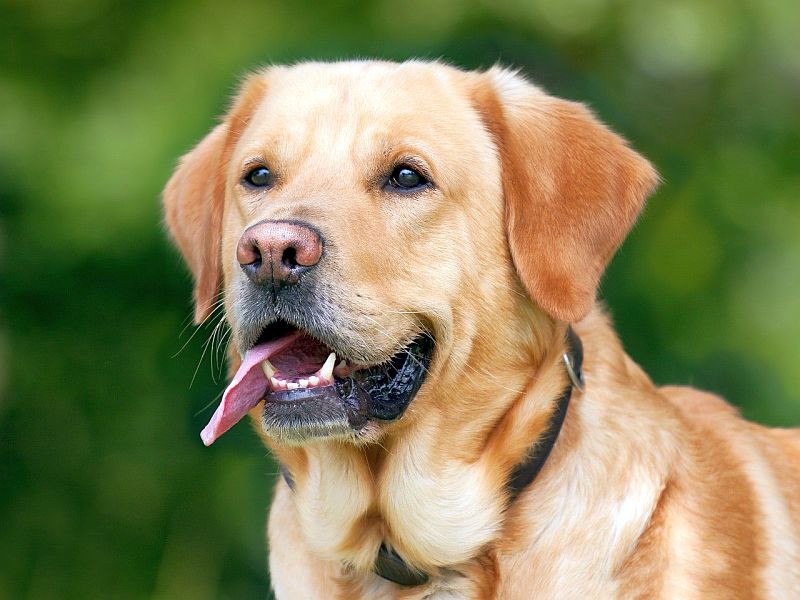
[[249, 244, 263, 267], [237, 234, 261, 266], [282, 247, 298, 268]]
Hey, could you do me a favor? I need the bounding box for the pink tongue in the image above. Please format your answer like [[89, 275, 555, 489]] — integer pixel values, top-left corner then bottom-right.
[[200, 331, 301, 446]]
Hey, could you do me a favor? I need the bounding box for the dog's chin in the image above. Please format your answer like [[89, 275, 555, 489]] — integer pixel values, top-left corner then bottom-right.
[[254, 325, 434, 445], [260, 391, 382, 445]]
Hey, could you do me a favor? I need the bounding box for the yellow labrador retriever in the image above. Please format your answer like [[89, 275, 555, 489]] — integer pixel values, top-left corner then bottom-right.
[[163, 60, 800, 598]]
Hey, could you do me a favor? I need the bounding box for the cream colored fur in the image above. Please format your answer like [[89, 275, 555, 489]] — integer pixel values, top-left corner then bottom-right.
[[163, 61, 800, 599]]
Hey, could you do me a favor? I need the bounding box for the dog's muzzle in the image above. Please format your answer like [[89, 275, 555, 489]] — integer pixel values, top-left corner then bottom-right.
[[200, 320, 433, 445]]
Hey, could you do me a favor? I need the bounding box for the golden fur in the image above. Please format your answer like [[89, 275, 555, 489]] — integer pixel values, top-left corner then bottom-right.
[[164, 60, 800, 598]]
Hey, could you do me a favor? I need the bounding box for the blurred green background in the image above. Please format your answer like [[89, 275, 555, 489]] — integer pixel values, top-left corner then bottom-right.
[[1, 0, 799, 598]]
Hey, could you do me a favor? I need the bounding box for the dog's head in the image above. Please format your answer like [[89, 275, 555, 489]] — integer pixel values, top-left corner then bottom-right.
[[164, 61, 658, 446]]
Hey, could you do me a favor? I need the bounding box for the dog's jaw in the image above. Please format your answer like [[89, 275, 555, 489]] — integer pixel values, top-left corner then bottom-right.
[[203, 307, 435, 445], [265, 298, 555, 575]]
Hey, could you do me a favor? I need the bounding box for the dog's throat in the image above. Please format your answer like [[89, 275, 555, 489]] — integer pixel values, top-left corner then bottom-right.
[[282, 327, 584, 588]]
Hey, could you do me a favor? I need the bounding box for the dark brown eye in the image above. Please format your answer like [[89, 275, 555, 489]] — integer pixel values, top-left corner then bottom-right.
[[243, 166, 273, 187], [389, 166, 427, 190]]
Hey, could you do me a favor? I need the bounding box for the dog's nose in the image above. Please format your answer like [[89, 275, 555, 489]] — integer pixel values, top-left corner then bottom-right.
[[236, 221, 323, 286]]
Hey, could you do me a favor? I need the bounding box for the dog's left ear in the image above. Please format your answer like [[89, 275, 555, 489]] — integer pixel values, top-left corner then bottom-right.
[[471, 68, 660, 322], [163, 75, 266, 323]]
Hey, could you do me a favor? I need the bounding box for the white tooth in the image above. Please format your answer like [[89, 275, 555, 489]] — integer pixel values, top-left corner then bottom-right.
[[279, 379, 288, 390], [337, 360, 347, 370], [299, 379, 308, 388], [320, 352, 336, 382], [270, 377, 280, 389], [287, 382, 299, 390], [261, 360, 276, 378], [308, 376, 320, 387]]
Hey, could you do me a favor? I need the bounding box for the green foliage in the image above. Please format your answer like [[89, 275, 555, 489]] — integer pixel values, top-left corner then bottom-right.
[[2, 0, 799, 597]]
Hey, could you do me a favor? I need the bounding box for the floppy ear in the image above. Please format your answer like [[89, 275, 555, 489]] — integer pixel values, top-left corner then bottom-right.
[[472, 68, 659, 322], [163, 75, 267, 323], [163, 124, 229, 323]]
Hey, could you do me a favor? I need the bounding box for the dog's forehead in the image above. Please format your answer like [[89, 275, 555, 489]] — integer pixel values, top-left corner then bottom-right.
[[261, 61, 465, 120], [236, 61, 484, 159]]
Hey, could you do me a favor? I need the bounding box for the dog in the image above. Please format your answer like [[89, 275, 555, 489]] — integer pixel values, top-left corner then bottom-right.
[[163, 60, 800, 598]]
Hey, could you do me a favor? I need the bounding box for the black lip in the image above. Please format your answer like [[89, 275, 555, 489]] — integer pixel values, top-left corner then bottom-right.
[[260, 333, 434, 440]]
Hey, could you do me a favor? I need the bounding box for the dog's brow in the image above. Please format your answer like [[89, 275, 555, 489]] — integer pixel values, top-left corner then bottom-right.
[[243, 156, 267, 167]]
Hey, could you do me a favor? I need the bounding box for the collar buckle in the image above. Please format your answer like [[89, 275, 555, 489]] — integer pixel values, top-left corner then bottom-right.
[[374, 544, 429, 587], [562, 350, 584, 392]]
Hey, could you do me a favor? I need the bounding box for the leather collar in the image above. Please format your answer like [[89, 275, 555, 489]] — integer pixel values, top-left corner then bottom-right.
[[373, 326, 584, 587]]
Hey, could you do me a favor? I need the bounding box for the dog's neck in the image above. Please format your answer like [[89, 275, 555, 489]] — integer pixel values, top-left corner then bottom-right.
[[266, 310, 578, 576], [265, 310, 680, 598], [372, 326, 583, 587]]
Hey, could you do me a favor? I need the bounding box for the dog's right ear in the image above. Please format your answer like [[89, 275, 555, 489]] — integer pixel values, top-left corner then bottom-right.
[[163, 76, 266, 323], [163, 123, 228, 324]]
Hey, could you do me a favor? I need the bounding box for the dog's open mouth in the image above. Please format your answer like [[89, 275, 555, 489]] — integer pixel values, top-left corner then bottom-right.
[[201, 321, 434, 445]]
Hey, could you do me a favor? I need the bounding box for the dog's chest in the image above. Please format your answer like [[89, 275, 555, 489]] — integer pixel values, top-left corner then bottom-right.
[[293, 442, 507, 570]]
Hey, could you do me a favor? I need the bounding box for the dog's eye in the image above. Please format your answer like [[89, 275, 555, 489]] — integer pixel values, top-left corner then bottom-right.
[[389, 166, 428, 190], [243, 166, 273, 188]]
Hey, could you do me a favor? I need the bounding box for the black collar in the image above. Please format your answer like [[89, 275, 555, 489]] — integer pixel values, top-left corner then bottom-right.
[[373, 326, 584, 587]]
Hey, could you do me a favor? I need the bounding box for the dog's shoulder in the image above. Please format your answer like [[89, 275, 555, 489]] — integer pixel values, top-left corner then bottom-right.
[[658, 385, 800, 596]]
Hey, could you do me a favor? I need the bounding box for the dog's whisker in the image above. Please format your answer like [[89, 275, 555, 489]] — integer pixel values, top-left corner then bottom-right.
[[399, 347, 435, 380], [176, 293, 223, 335], [171, 315, 216, 359], [207, 314, 229, 383], [217, 329, 233, 378], [355, 314, 400, 343], [172, 297, 227, 359], [191, 318, 224, 388], [186, 295, 226, 331], [193, 386, 225, 417], [214, 324, 233, 378], [210, 315, 232, 382]]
